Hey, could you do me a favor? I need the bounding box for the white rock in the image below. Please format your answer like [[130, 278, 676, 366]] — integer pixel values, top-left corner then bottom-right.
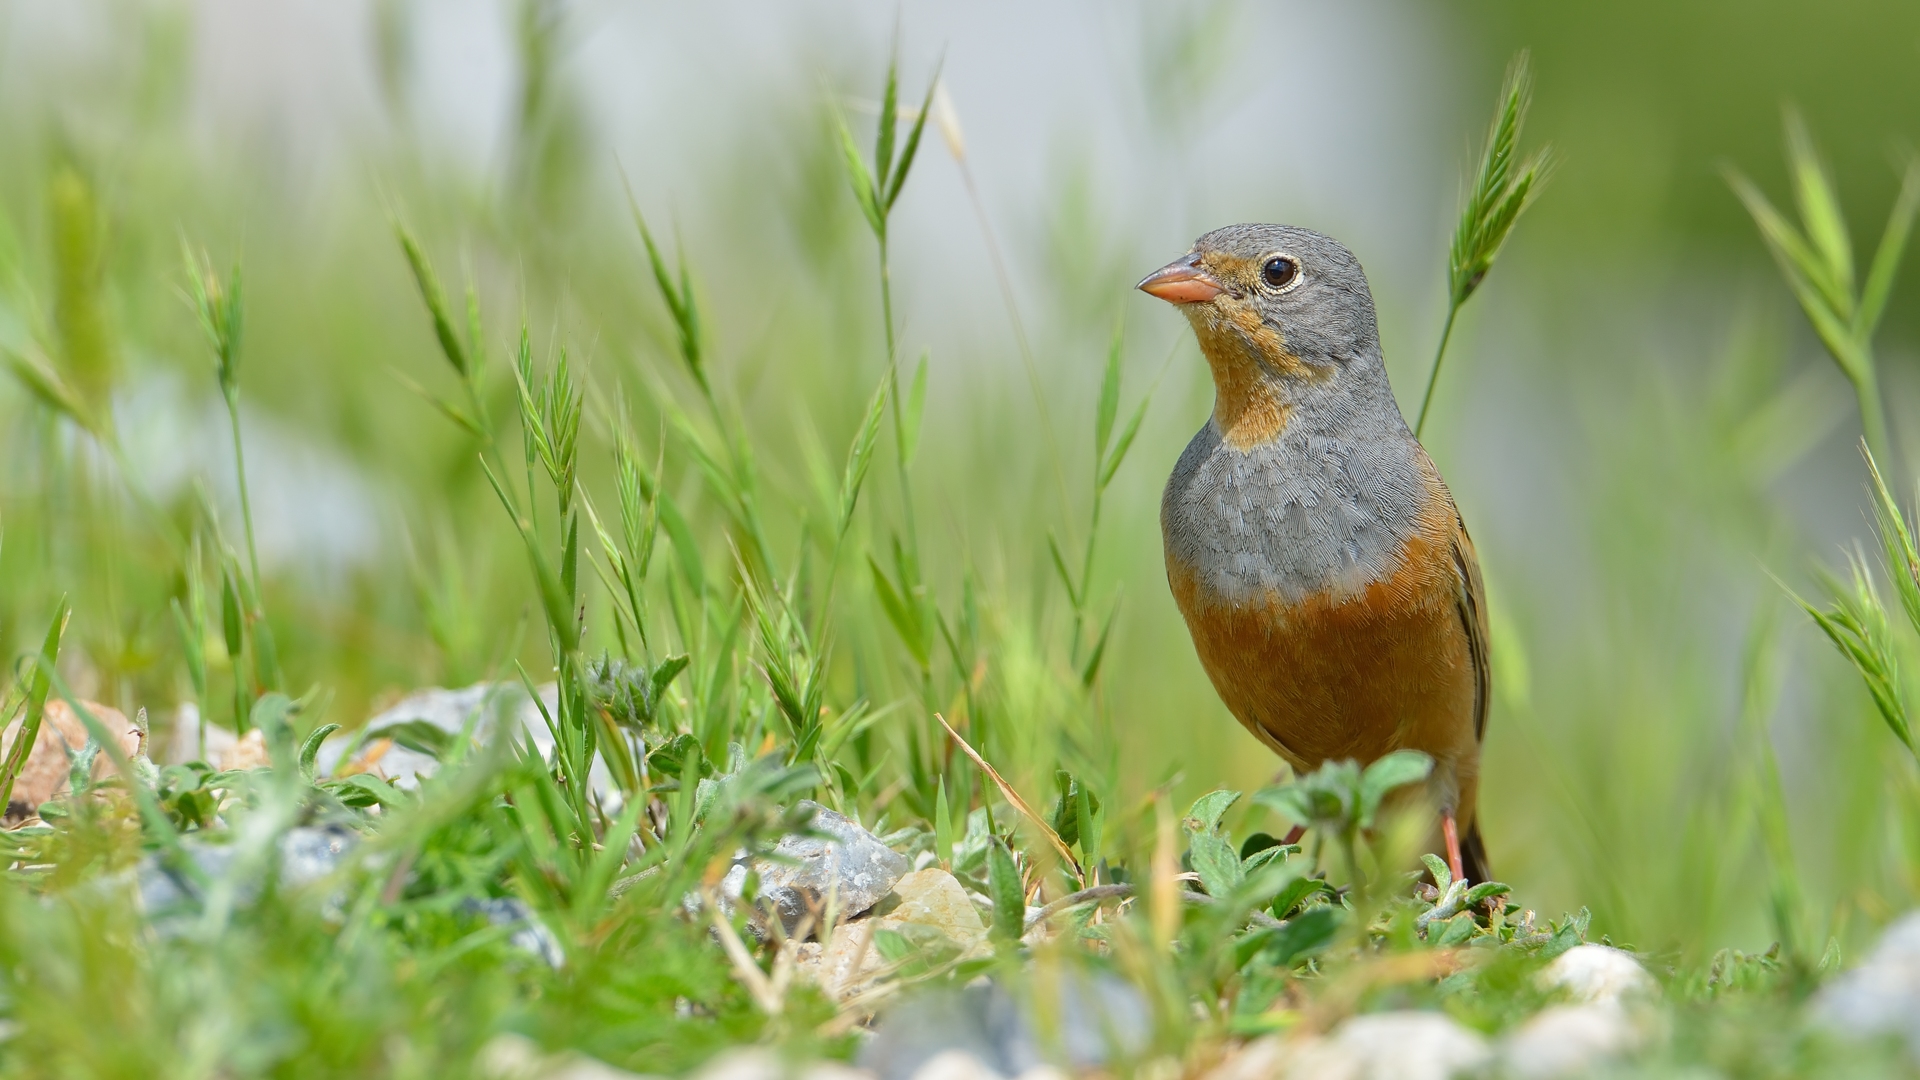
[[156, 703, 235, 765], [1539, 944, 1656, 1005], [1502, 1002, 1644, 1079], [1200, 1036, 1288, 1080], [692, 1048, 875, 1080], [1275, 1011, 1493, 1080], [219, 728, 272, 771], [859, 974, 1149, 1079], [1812, 910, 1920, 1058], [879, 868, 991, 954], [690, 1049, 784, 1080], [717, 802, 910, 937], [476, 1033, 667, 1080], [908, 1051, 1004, 1080], [315, 683, 582, 790], [797, 869, 990, 1001]]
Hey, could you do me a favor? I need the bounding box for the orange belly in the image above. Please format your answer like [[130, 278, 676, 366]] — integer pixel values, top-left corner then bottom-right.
[[1167, 523, 1481, 820]]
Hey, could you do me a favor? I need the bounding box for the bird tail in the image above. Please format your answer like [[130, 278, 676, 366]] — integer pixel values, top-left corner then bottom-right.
[[1461, 821, 1494, 885]]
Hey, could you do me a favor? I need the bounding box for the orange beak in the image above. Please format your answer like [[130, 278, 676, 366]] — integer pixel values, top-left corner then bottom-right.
[[1137, 255, 1225, 304]]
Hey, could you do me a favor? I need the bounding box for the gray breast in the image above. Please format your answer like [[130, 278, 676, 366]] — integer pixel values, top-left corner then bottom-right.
[[1161, 420, 1428, 606]]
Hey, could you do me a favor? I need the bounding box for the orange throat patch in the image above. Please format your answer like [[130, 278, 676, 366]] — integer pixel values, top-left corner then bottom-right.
[[1187, 301, 1306, 450]]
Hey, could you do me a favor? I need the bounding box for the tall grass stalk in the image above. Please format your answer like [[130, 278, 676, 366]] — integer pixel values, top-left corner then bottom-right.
[[836, 47, 940, 696], [1728, 114, 1920, 468], [1414, 51, 1551, 439], [184, 244, 280, 693], [1048, 320, 1152, 684]]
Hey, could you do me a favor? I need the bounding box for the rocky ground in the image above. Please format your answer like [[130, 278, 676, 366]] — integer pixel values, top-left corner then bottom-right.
[[9, 685, 1920, 1079]]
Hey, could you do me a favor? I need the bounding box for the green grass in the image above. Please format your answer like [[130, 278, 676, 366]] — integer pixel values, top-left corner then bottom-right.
[[1, 8, 1919, 1078]]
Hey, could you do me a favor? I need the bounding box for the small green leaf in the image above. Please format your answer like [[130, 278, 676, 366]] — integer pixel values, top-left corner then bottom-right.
[[987, 838, 1024, 943], [1240, 843, 1291, 876], [325, 772, 403, 809], [1421, 853, 1453, 894], [1189, 831, 1244, 898], [1465, 881, 1511, 906], [1184, 789, 1242, 835], [298, 723, 340, 781], [649, 655, 690, 704], [647, 733, 702, 781], [934, 777, 955, 871], [1435, 912, 1478, 947], [1358, 749, 1433, 828], [1269, 876, 1334, 920], [1262, 906, 1342, 968]]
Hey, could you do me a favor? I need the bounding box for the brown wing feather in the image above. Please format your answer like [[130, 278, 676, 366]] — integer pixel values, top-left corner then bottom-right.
[[1449, 512, 1491, 742]]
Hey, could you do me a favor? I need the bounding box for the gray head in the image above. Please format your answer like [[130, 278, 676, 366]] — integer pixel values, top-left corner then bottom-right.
[[1136, 220, 1382, 372], [1138, 225, 1408, 455]]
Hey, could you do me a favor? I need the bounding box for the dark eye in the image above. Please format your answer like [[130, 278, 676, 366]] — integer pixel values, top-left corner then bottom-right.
[[1261, 256, 1299, 290]]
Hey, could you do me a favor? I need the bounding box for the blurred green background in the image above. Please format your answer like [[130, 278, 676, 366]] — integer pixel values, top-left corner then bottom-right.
[[2, 0, 1919, 963]]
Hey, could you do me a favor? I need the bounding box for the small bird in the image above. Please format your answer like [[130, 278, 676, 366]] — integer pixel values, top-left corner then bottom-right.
[[1138, 224, 1491, 884]]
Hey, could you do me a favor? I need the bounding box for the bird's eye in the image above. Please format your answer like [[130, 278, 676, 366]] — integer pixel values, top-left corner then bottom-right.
[[1261, 255, 1300, 291]]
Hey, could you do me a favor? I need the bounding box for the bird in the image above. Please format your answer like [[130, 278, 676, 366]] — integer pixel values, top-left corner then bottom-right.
[[1138, 223, 1492, 884]]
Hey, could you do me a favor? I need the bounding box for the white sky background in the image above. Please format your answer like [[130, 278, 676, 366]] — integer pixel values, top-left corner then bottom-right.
[[176, 0, 1469, 370]]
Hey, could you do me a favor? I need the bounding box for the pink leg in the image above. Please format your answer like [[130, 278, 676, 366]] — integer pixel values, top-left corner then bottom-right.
[[1442, 812, 1465, 883], [1282, 825, 1306, 845]]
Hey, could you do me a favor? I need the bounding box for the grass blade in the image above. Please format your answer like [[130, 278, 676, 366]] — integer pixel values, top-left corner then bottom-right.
[[1857, 159, 1920, 338], [987, 837, 1024, 944], [838, 371, 890, 539], [1099, 392, 1151, 492], [875, 51, 900, 198], [1096, 321, 1122, 461], [835, 111, 884, 238], [1784, 111, 1855, 304], [900, 350, 929, 468], [885, 66, 941, 212], [394, 224, 470, 378], [0, 599, 71, 813], [1864, 444, 1920, 634]]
